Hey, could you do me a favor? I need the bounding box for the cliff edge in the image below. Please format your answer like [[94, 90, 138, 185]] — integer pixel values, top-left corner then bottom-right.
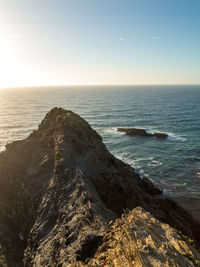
[[0, 107, 200, 266]]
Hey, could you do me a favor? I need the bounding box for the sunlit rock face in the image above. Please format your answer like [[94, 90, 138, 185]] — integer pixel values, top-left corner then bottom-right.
[[87, 207, 200, 267], [0, 108, 200, 266]]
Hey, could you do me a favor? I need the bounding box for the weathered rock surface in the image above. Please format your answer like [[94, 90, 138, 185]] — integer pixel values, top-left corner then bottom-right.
[[118, 128, 168, 138], [0, 108, 199, 266], [0, 245, 7, 267], [87, 207, 200, 267]]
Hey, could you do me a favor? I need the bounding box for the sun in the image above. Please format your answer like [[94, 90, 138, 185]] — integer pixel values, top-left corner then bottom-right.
[[0, 33, 35, 88], [0, 35, 16, 87]]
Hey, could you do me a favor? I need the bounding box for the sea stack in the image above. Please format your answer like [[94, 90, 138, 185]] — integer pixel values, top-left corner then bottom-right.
[[0, 108, 200, 266]]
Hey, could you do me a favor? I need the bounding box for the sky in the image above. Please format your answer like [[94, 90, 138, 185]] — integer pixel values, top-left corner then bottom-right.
[[0, 0, 200, 88]]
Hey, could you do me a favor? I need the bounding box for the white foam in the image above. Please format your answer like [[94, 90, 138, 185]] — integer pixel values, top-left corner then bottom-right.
[[166, 133, 186, 142], [116, 154, 149, 180], [148, 160, 163, 166], [134, 126, 186, 142], [104, 128, 124, 136]]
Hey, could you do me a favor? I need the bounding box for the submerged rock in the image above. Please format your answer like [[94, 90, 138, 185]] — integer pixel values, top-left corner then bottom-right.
[[118, 127, 168, 138], [0, 108, 199, 266]]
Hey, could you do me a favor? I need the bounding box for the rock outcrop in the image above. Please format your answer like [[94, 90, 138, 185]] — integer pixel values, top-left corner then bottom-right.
[[0, 108, 199, 266], [87, 207, 200, 267], [118, 128, 168, 139]]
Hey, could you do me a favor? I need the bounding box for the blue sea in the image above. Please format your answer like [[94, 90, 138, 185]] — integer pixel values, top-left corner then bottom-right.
[[0, 85, 200, 220]]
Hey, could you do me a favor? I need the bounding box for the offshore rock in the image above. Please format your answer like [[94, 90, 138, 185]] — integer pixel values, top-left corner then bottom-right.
[[0, 107, 199, 266], [118, 128, 168, 138]]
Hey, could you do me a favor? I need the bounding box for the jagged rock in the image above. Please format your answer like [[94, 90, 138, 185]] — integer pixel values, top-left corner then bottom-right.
[[87, 207, 200, 267], [0, 108, 199, 266], [118, 128, 168, 138]]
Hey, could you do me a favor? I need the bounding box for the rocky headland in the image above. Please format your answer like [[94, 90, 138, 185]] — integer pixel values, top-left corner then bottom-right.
[[0, 108, 200, 266]]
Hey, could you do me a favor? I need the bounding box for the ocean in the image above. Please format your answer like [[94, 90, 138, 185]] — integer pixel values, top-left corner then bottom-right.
[[0, 85, 200, 220]]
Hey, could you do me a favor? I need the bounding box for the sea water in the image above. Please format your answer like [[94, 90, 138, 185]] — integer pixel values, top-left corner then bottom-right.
[[0, 85, 200, 219]]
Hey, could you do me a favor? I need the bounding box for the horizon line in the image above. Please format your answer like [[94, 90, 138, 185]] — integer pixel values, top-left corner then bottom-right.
[[1, 83, 200, 89]]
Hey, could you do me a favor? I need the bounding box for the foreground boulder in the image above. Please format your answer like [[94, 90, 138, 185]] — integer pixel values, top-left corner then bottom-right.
[[0, 108, 199, 266], [118, 128, 168, 138]]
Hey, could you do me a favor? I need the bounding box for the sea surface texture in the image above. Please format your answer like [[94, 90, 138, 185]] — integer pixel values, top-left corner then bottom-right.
[[0, 85, 200, 219]]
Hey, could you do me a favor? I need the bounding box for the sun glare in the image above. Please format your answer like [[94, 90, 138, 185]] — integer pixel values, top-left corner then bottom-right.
[[0, 33, 34, 88]]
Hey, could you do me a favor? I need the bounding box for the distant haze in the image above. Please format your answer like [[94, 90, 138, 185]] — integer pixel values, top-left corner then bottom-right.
[[0, 0, 200, 88]]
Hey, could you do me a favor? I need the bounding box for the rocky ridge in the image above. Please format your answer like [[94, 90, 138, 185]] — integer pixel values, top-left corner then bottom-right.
[[0, 107, 200, 266]]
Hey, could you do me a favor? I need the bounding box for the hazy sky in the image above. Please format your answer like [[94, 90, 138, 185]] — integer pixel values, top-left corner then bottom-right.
[[0, 0, 200, 87]]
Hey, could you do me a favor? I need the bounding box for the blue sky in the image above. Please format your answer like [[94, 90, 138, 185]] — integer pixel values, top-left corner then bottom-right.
[[0, 0, 200, 87]]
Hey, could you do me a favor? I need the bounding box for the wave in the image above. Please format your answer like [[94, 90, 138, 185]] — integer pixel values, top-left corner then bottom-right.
[[147, 160, 163, 167], [166, 133, 186, 142], [116, 154, 147, 179], [103, 127, 124, 136], [114, 153, 157, 179]]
